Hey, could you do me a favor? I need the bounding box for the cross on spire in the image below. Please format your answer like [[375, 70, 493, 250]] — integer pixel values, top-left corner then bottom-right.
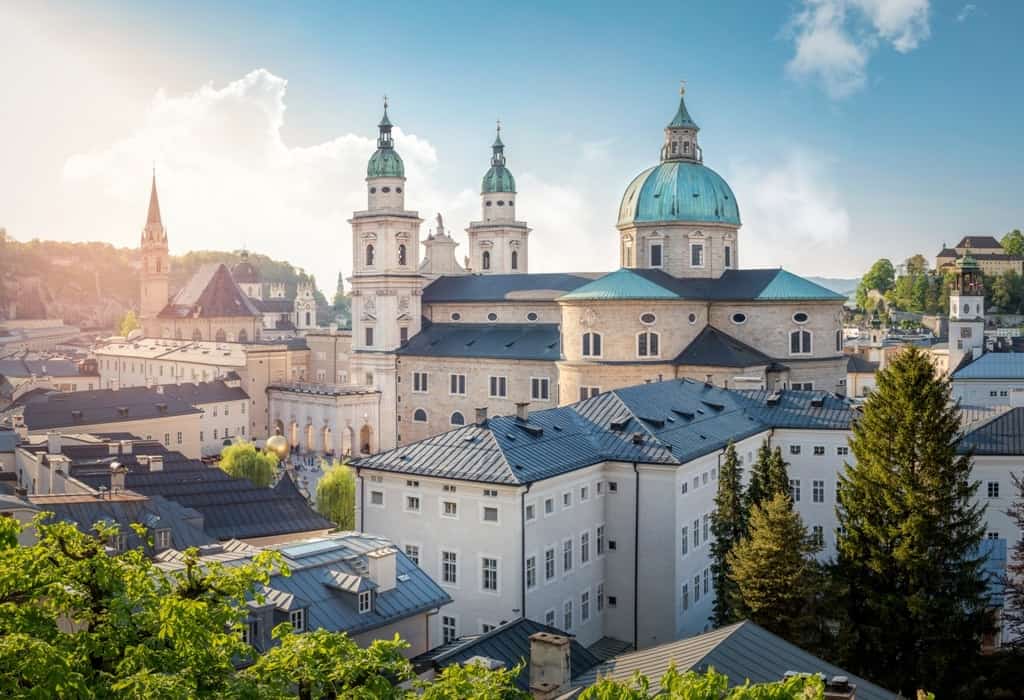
[[679, 79, 686, 96]]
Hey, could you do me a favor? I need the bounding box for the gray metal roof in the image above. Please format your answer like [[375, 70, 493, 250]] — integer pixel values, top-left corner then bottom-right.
[[960, 407, 1024, 455], [398, 323, 560, 361], [0, 357, 85, 378], [571, 621, 898, 699], [22, 386, 201, 430], [953, 352, 1024, 380], [846, 355, 880, 373], [156, 379, 249, 405], [413, 618, 601, 691], [673, 326, 773, 368], [354, 380, 854, 485], [422, 273, 603, 303]]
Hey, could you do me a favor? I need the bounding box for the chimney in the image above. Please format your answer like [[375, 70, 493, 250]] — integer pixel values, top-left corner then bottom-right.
[[823, 676, 856, 700], [515, 402, 530, 422], [109, 462, 127, 494], [47, 432, 62, 456], [366, 547, 396, 592], [475, 407, 488, 426], [529, 632, 572, 700], [119, 440, 133, 456], [155, 385, 164, 394], [149, 454, 164, 472]]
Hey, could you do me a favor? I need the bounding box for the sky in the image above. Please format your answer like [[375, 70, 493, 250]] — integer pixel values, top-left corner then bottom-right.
[[1, 0, 1022, 293]]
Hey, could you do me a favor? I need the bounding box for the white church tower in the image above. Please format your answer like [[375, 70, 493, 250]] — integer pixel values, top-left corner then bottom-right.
[[948, 253, 986, 372], [348, 100, 424, 451], [467, 124, 530, 274]]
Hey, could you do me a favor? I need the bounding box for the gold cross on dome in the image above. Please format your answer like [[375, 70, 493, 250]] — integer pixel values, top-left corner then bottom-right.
[[680, 80, 687, 96], [496, 118, 501, 134], [383, 94, 388, 110]]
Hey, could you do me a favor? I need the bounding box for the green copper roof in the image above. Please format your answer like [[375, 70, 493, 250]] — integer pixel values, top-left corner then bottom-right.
[[482, 126, 515, 193], [755, 269, 846, 301], [958, 253, 980, 271], [618, 162, 740, 226], [559, 268, 677, 301], [368, 149, 405, 178], [667, 93, 699, 129]]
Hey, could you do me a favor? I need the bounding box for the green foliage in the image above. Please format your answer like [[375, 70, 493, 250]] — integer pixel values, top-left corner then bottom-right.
[[1004, 474, 1024, 645], [316, 461, 356, 530], [119, 309, 141, 337], [579, 667, 824, 699], [727, 493, 821, 645], [1002, 229, 1024, 257], [744, 440, 774, 513], [219, 441, 278, 488], [766, 448, 790, 500], [856, 258, 895, 310], [985, 270, 1024, 312], [833, 347, 990, 697], [710, 443, 745, 625], [416, 660, 529, 699], [0, 516, 19, 549], [882, 255, 950, 314]]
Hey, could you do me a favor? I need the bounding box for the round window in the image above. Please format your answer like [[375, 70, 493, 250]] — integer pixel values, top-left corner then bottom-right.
[[508, 199, 513, 205], [381, 186, 391, 193], [485, 200, 492, 207], [369, 187, 376, 194], [497, 200, 505, 206], [731, 312, 747, 325], [451, 312, 461, 321], [688, 313, 697, 324], [487, 312, 498, 321], [640, 313, 657, 325], [527, 312, 538, 321], [396, 187, 402, 193], [793, 312, 809, 324]]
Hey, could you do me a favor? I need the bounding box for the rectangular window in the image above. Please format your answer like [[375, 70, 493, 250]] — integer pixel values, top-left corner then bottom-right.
[[790, 479, 801, 502], [365, 327, 374, 346], [155, 529, 171, 550], [563, 600, 573, 630], [988, 481, 1000, 498], [682, 582, 690, 611], [702, 514, 709, 542], [703, 567, 709, 595], [813, 480, 824, 503], [691, 243, 704, 267], [650, 242, 663, 267], [449, 374, 466, 395], [405, 544, 420, 565], [693, 519, 700, 548], [525, 503, 536, 521], [412, 372, 428, 393], [242, 620, 258, 645], [579, 386, 600, 401], [526, 556, 537, 589], [544, 497, 554, 515], [545, 609, 556, 626], [405, 495, 421, 512], [724, 245, 731, 268], [400, 326, 409, 344], [442, 616, 457, 644], [581, 531, 590, 564], [837, 446, 849, 456], [581, 590, 591, 622], [597, 481, 604, 495], [370, 490, 384, 506], [790, 445, 801, 455], [563, 539, 573, 572], [482, 557, 498, 591], [442, 551, 458, 585], [482, 506, 499, 523], [597, 525, 605, 555], [681, 526, 689, 556], [813, 445, 825, 456], [580, 485, 589, 501], [489, 376, 508, 398], [407, 479, 420, 487], [442, 500, 458, 518], [811, 525, 824, 547], [597, 583, 605, 612], [545, 548, 556, 581], [163, 433, 170, 446], [289, 609, 306, 633], [562, 492, 572, 508], [531, 377, 550, 401], [607, 481, 617, 493], [358, 591, 372, 614], [694, 575, 701, 602]]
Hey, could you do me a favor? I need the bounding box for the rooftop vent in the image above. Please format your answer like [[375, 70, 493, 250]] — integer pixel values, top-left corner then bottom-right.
[[701, 400, 724, 412], [71, 410, 83, 420], [631, 432, 644, 445], [810, 396, 825, 408], [609, 417, 630, 432], [671, 408, 694, 420], [639, 415, 664, 428], [517, 423, 544, 438], [766, 391, 782, 407], [117, 407, 129, 417]]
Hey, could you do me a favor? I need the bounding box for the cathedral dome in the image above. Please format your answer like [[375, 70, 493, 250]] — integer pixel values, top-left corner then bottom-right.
[[367, 148, 405, 178], [617, 161, 740, 227], [231, 253, 260, 283], [482, 165, 516, 194]]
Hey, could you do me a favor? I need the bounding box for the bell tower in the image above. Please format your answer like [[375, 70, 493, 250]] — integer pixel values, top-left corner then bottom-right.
[[139, 171, 169, 324], [467, 122, 530, 274], [948, 253, 985, 372]]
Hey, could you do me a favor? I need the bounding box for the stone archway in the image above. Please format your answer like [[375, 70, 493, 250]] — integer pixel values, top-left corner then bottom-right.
[[304, 423, 315, 453], [359, 424, 373, 455], [322, 424, 333, 456], [343, 425, 355, 458], [215, 328, 227, 342], [289, 421, 299, 449], [273, 419, 285, 436], [192, 328, 203, 340]]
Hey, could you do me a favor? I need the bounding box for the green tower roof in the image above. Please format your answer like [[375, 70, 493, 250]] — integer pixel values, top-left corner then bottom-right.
[[482, 123, 515, 194], [367, 101, 405, 178], [667, 88, 699, 129]]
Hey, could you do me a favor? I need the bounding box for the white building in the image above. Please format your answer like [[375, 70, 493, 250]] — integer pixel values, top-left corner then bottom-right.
[[953, 354, 1024, 407]]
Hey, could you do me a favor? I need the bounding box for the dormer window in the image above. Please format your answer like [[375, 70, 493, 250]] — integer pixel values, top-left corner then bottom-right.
[[358, 591, 372, 614], [289, 608, 306, 633], [154, 529, 171, 550]]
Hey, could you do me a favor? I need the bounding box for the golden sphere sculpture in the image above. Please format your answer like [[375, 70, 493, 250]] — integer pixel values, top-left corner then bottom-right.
[[265, 434, 290, 461]]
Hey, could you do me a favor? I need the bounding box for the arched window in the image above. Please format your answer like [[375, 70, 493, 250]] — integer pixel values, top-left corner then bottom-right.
[[398, 243, 407, 266], [790, 329, 812, 355], [582, 332, 602, 358], [624, 243, 633, 267], [482, 251, 491, 270], [413, 408, 428, 423], [511, 250, 518, 270], [835, 329, 842, 352], [637, 331, 660, 358], [305, 311, 311, 326], [238, 329, 248, 343], [156, 258, 161, 273], [215, 328, 227, 342], [192, 329, 203, 340], [450, 411, 465, 426], [366, 244, 375, 266]]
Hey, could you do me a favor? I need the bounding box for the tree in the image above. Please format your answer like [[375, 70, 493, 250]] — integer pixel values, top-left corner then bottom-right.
[[219, 441, 277, 488], [333, 272, 346, 307], [1002, 229, 1024, 257], [856, 258, 895, 310], [710, 443, 745, 626], [744, 440, 774, 513], [833, 346, 990, 697], [1003, 474, 1024, 645], [579, 666, 825, 699], [727, 493, 821, 645], [119, 309, 141, 337], [766, 447, 790, 499], [316, 461, 356, 530]]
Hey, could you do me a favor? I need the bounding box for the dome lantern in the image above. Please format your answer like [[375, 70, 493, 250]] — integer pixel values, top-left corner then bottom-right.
[[481, 120, 516, 194], [661, 81, 702, 164], [367, 96, 405, 179]]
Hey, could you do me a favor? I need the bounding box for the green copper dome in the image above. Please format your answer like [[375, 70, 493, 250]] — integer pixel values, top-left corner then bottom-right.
[[367, 102, 405, 178], [481, 125, 516, 194], [617, 161, 740, 227]]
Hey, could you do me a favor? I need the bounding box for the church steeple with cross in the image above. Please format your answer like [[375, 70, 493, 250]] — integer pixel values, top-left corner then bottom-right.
[[469, 120, 530, 274]]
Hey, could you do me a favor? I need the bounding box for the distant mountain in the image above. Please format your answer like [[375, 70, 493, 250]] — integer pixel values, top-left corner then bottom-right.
[[806, 277, 860, 296]]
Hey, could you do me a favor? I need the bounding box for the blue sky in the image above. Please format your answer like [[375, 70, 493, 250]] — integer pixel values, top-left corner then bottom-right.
[[2, 0, 1021, 289]]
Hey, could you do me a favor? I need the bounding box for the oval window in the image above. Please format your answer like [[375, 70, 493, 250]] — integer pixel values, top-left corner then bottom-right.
[[487, 312, 498, 321], [497, 200, 505, 206], [451, 312, 461, 321], [507, 199, 513, 206], [793, 312, 809, 324], [688, 313, 697, 324], [369, 187, 376, 194], [731, 312, 747, 325], [527, 312, 538, 321], [640, 313, 657, 325], [381, 186, 391, 193], [396, 187, 402, 193], [485, 200, 492, 207]]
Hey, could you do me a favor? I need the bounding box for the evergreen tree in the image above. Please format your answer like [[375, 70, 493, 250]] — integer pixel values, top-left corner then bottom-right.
[[710, 442, 744, 626], [767, 446, 790, 499], [744, 439, 773, 511], [727, 492, 821, 645], [833, 346, 990, 697], [1003, 474, 1024, 645]]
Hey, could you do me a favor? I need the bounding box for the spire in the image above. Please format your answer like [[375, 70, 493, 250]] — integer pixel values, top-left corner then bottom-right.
[[377, 95, 394, 149], [146, 170, 162, 226], [667, 81, 699, 129], [661, 83, 702, 163], [490, 120, 506, 167]]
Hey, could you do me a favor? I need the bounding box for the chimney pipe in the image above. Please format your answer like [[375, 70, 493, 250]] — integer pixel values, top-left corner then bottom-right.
[[529, 632, 572, 700], [475, 407, 488, 426], [109, 462, 127, 494], [515, 402, 529, 422], [47, 432, 62, 456]]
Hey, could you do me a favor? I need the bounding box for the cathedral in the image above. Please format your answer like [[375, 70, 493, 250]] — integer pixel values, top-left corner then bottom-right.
[[136, 87, 848, 454]]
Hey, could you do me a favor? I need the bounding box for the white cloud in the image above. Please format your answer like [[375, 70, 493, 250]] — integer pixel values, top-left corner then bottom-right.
[[956, 4, 977, 22], [725, 152, 852, 276], [785, 0, 931, 98]]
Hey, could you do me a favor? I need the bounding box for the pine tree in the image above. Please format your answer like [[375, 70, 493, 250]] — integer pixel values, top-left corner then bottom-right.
[[834, 346, 990, 697], [710, 442, 745, 626], [744, 439, 774, 511], [727, 492, 821, 644], [1003, 474, 1024, 645], [767, 446, 790, 499]]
